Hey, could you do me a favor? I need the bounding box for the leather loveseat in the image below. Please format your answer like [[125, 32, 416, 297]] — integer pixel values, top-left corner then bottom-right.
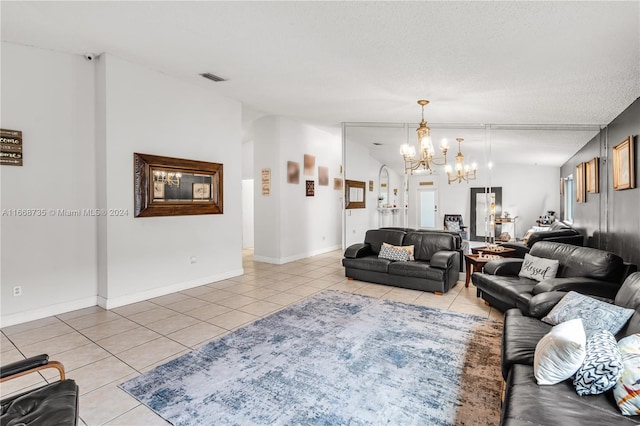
[[472, 241, 635, 312], [499, 272, 640, 425], [381, 227, 465, 271], [501, 221, 584, 258], [342, 228, 460, 293]]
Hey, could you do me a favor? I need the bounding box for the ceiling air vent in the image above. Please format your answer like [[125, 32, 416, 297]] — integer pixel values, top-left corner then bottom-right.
[[200, 73, 226, 82], [373, 143, 383, 146]]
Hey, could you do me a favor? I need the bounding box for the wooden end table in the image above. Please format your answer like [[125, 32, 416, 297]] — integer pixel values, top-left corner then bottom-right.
[[464, 253, 502, 288], [471, 246, 518, 258]]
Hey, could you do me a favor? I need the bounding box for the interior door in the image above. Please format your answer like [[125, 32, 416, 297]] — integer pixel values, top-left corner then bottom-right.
[[417, 188, 438, 229]]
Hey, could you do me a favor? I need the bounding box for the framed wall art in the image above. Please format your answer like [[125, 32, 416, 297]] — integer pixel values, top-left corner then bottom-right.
[[287, 161, 300, 184], [586, 157, 599, 193], [333, 178, 343, 191], [318, 166, 328, 186], [612, 136, 636, 190], [304, 154, 315, 176], [345, 179, 366, 209]]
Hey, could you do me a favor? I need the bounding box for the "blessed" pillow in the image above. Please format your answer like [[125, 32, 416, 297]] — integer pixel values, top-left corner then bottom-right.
[[519, 254, 559, 281]]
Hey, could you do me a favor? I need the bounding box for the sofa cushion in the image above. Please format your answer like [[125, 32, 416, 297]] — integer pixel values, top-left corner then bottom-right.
[[363, 229, 406, 254], [518, 254, 559, 281], [542, 291, 634, 338], [501, 309, 552, 380], [573, 329, 623, 396], [403, 232, 455, 261], [614, 334, 640, 416], [534, 318, 586, 385], [501, 364, 638, 426], [473, 274, 537, 306], [530, 241, 624, 283], [342, 256, 392, 273], [387, 261, 446, 281], [378, 245, 410, 262]]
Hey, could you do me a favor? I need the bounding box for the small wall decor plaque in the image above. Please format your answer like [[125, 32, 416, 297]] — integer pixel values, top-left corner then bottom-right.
[[287, 161, 300, 184], [306, 180, 315, 196], [0, 128, 23, 166], [261, 168, 271, 196], [318, 166, 329, 186]]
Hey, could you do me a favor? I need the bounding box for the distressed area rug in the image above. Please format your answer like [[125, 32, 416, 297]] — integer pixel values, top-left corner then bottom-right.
[[120, 290, 503, 425]]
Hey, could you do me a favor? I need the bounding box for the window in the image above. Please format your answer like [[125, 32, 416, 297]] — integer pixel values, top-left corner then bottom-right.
[[563, 176, 574, 223]]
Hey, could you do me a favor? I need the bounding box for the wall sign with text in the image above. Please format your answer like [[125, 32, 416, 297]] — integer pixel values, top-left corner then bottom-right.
[[0, 128, 23, 166]]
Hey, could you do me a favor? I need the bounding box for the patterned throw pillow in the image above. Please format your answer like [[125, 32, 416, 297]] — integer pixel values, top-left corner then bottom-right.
[[383, 243, 415, 261], [573, 330, 623, 395], [378, 245, 410, 262], [542, 291, 634, 339], [534, 318, 586, 385], [446, 221, 461, 232], [613, 334, 640, 416], [518, 254, 559, 281]]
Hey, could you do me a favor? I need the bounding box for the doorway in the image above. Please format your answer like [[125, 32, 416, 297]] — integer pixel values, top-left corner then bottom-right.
[[417, 188, 438, 229]]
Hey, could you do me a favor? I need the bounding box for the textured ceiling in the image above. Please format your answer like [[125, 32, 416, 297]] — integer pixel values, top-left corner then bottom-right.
[[2, 1, 639, 167]]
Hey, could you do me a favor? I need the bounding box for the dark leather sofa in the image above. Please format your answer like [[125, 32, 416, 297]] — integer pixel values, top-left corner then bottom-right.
[[472, 241, 636, 312], [381, 227, 465, 272], [342, 228, 460, 293], [501, 221, 584, 258], [1, 354, 78, 426], [500, 272, 640, 425]]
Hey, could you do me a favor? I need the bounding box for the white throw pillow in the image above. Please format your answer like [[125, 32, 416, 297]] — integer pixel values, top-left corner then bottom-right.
[[534, 318, 586, 385], [519, 254, 560, 281]]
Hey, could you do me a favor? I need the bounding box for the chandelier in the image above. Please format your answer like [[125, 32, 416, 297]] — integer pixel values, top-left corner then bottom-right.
[[444, 138, 477, 184], [400, 100, 448, 174], [153, 170, 182, 187]]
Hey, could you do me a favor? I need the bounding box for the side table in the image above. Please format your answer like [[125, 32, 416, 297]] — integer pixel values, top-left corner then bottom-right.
[[464, 253, 502, 288]]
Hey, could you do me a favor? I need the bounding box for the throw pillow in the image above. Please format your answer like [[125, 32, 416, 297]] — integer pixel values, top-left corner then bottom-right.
[[518, 254, 559, 281], [446, 220, 461, 232], [613, 334, 640, 416], [382, 243, 415, 261], [378, 244, 410, 262], [541, 291, 634, 339], [534, 318, 586, 385], [573, 329, 623, 395]]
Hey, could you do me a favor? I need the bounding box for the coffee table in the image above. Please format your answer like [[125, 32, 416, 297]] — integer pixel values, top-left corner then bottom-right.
[[464, 253, 502, 287]]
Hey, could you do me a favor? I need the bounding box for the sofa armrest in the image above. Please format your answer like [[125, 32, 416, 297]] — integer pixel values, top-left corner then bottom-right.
[[531, 277, 622, 299], [344, 243, 372, 259], [483, 258, 523, 276], [526, 291, 568, 318], [0, 354, 66, 382], [430, 251, 458, 269]]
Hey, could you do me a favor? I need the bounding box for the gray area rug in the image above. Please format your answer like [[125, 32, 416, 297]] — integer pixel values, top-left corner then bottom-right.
[[120, 290, 502, 425]]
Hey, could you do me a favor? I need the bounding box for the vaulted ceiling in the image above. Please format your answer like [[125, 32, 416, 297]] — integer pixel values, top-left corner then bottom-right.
[[2, 1, 639, 166]]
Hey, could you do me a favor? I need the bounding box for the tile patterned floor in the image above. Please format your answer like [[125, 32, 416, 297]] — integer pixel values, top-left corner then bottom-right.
[[0, 249, 503, 425]]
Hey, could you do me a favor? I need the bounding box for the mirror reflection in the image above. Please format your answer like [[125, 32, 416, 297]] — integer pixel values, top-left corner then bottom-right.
[[152, 168, 219, 203]]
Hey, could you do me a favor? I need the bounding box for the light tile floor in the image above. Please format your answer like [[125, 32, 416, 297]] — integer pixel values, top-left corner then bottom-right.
[[0, 249, 503, 425]]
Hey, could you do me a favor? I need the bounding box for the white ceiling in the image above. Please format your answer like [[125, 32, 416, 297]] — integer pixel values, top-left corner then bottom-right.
[[2, 1, 639, 167]]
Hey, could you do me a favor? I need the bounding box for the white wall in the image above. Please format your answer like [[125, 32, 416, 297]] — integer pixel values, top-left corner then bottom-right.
[[254, 116, 341, 263], [242, 179, 254, 248], [1, 43, 98, 326], [96, 54, 243, 308], [405, 164, 559, 239]]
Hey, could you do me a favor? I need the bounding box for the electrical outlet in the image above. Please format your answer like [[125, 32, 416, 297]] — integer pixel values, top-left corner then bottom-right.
[[13, 286, 22, 297], [190, 256, 197, 264]]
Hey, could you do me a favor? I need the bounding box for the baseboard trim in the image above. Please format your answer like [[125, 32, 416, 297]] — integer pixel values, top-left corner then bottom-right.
[[97, 268, 245, 310], [254, 245, 341, 265], [0, 296, 99, 328]]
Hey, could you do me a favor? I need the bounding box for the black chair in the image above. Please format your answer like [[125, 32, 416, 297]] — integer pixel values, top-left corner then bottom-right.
[[1, 354, 79, 426], [444, 214, 467, 240]]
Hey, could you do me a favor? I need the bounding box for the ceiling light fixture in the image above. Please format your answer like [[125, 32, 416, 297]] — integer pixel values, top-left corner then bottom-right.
[[400, 100, 448, 174], [444, 138, 477, 184]]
